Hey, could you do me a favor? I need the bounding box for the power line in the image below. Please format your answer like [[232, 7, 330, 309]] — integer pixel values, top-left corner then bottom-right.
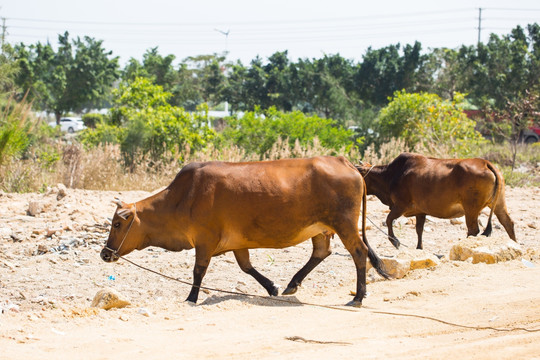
[[4, 8, 475, 27]]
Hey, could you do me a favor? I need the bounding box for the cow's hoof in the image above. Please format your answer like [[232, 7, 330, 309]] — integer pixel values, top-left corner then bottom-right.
[[345, 299, 363, 308], [282, 286, 298, 296], [269, 286, 280, 296], [390, 238, 401, 249]]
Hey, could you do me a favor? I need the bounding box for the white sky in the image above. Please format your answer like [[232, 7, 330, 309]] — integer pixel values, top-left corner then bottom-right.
[[1, 0, 539, 66]]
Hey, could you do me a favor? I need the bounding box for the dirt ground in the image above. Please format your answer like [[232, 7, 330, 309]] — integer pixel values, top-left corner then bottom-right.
[[1, 185, 539, 359]]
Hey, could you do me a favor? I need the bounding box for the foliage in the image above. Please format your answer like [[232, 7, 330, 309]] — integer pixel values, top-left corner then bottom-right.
[[377, 91, 485, 156], [220, 107, 355, 158], [482, 91, 540, 170], [13, 32, 119, 121], [354, 42, 427, 106], [0, 96, 34, 164], [82, 77, 216, 168], [0, 44, 20, 96], [81, 113, 104, 128]]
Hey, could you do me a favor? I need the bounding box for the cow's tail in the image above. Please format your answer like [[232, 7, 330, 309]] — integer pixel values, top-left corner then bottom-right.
[[481, 161, 502, 237], [361, 178, 389, 280]]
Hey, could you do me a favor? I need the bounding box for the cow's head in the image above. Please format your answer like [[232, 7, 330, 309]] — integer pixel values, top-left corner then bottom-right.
[[100, 199, 141, 262]]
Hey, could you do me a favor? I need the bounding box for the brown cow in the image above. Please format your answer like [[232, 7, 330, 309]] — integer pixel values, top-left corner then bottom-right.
[[356, 152, 516, 250], [100, 156, 388, 307]]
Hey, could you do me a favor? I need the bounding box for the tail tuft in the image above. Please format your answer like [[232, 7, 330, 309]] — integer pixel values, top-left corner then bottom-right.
[[367, 247, 390, 280]]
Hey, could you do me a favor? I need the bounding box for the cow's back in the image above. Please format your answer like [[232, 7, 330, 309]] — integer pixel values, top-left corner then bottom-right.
[[389, 153, 497, 218], [169, 156, 363, 251]]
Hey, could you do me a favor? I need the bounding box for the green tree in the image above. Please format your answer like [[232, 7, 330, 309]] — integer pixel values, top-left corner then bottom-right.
[[0, 44, 19, 96], [354, 42, 425, 107], [223, 61, 248, 113], [377, 90, 485, 156], [82, 76, 216, 167], [242, 56, 268, 110], [14, 32, 119, 122], [263, 51, 293, 111], [123, 48, 177, 92], [170, 54, 228, 110]]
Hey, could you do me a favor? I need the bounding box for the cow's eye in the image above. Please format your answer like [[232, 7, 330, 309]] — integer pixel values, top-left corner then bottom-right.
[[114, 222, 120, 228]]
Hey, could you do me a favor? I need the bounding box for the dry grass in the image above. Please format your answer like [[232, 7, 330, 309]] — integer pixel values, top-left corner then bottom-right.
[[1, 137, 538, 193]]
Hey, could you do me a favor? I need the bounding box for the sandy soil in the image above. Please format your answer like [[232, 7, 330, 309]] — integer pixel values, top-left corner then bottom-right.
[[0, 186, 539, 359]]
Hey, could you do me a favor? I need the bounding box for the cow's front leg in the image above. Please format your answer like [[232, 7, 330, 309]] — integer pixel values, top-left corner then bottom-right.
[[386, 207, 404, 249], [186, 249, 212, 304], [415, 214, 426, 249]]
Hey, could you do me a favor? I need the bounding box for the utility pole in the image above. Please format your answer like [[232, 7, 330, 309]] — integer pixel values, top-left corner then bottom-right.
[[477, 8, 482, 45], [1, 18, 6, 53]]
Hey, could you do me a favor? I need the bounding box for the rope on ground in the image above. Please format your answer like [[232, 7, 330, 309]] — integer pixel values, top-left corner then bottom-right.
[[285, 336, 352, 345], [117, 255, 540, 333]]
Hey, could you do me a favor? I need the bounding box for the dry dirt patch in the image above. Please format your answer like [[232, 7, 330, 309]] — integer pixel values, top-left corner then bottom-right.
[[0, 187, 539, 359]]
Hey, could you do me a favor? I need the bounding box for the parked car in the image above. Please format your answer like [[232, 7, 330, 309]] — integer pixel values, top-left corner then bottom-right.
[[48, 117, 86, 133], [522, 126, 540, 144]]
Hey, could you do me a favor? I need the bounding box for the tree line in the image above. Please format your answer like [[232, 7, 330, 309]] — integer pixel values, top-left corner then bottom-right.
[[4, 23, 540, 124], [0, 23, 539, 173]]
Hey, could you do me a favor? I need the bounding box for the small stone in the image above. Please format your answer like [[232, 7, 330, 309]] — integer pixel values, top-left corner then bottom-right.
[[37, 244, 49, 255], [91, 288, 131, 310], [56, 184, 68, 201], [396, 249, 440, 270], [27, 200, 45, 216], [379, 257, 410, 279], [138, 308, 150, 317]]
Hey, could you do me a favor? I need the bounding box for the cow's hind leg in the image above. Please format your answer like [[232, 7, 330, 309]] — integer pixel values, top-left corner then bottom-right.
[[283, 233, 332, 295], [336, 226, 369, 307], [465, 211, 481, 237], [233, 249, 279, 296], [494, 205, 516, 241]]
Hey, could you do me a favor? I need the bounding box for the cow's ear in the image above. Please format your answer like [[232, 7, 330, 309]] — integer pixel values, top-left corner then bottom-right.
[[112, 198, 127, 208]]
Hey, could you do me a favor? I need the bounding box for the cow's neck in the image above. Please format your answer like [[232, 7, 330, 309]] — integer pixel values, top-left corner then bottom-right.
[[365, 166, 392, 206], [137, 189, 194, 252]]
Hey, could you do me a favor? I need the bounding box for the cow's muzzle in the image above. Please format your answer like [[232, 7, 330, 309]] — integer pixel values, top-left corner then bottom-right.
[[100, 247, 119, 262]]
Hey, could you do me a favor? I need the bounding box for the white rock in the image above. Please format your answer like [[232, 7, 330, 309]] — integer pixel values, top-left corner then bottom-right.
[[449, 235, 522, 264], [27, 200, 45, 216], [138, 307, 150, 317]]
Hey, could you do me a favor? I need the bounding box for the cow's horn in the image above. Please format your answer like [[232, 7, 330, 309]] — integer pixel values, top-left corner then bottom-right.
[[113, 198, 123, 207]]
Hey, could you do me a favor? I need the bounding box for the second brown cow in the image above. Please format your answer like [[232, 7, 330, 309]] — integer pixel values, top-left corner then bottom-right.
[[356, 152, 516, 249]]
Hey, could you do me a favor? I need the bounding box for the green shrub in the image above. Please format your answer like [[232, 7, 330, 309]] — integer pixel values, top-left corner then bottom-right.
[[82, 113, 104, 128], [377, 91, 485, 157], [220, 107, 354, 158], [0, 97, 34, 164]]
